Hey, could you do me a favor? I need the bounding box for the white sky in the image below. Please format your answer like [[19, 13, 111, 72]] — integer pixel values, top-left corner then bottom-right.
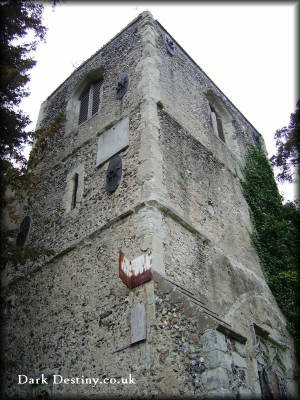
[[21, 2, 298, 201]]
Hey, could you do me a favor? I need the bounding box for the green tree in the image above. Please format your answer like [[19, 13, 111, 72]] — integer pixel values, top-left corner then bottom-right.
[[0, 0, 46, 266], [241, 145, 299, 357], [270, 100, 300, 183], [0, 0, 46, 166]]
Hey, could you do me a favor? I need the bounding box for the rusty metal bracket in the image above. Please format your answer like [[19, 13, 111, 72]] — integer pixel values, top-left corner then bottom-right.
[[119, 250, 152, 289]]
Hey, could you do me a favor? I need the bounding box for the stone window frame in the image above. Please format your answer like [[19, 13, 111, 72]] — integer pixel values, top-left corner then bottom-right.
[[63, 164, 85, 215], [205, 90, 240, 154], [209, 104, 225, 142], [205, 93, 230, 143], [78, 78, 103, 124], [65, 67, 104, 136]]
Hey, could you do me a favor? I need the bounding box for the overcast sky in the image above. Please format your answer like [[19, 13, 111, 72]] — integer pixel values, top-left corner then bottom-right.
[[21, 2, 298, 201]]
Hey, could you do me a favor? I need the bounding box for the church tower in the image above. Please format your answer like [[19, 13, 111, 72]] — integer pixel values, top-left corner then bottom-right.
[[2, 11, 298, 399]]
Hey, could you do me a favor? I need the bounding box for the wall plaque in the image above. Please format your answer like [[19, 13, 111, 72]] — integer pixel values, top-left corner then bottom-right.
[[119, 250, 152, 289], [106, 154, 122, 193], [165, 34, 176, 55], [130, 304, 146, 344], [96, 117, 129, 167], [16, 216, 31, 247], [116, 72, 129, 100]]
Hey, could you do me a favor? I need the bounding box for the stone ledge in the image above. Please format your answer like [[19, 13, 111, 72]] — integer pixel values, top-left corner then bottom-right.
[[253, 323, 288, 349], [36, 112, 132, 170], [2, 198, 210, 290], [217, 324, 247, 344], [1, 198, 267, 299]]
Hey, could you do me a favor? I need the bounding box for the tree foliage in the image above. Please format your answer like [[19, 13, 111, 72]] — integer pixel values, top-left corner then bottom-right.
[[270, 100, 300, 183], [241, 145, 299, 357], [0, 0, 47, 267], [0, 0, 46, 168], [0, 0, 46, 210]]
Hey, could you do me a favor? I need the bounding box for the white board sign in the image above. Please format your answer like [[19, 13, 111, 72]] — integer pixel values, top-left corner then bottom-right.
[[96, 117, 129, 167], [130, 304, 147, 344]]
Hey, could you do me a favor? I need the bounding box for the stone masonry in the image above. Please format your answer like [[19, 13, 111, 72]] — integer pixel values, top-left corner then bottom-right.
[[1, 11, 298, 399]]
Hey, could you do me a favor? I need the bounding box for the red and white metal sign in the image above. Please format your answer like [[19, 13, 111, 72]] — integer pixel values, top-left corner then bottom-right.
[[119, 250, 152, 289]]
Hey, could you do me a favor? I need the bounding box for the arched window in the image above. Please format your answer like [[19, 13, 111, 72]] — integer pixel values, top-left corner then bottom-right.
[[210, 104, 225, 142], [64, 67, 104, 135], [78, 79, 103, 124]]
